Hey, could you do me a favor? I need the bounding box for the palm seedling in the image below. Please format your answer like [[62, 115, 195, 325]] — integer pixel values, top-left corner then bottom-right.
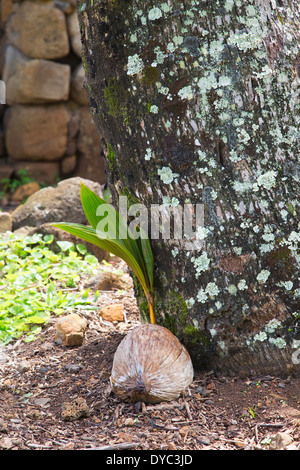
[[52, 183, 155, 324], [53, 183, 194, 403]]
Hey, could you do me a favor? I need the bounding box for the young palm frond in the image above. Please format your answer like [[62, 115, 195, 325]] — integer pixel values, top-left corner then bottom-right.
[[52, 183, 155, 324]]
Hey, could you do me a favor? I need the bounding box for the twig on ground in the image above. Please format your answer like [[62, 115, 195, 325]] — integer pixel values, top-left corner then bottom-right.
[[83, 442, 142, 450], [184, 400, 193, 420], [257, 423, 284, 427]]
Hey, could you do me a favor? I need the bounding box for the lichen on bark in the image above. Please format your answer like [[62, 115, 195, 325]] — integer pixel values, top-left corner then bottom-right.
[[78, 0, 300, 376]]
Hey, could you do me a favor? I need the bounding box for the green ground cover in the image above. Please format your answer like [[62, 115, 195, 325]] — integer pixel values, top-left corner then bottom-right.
[[0, 232, 100, 345]]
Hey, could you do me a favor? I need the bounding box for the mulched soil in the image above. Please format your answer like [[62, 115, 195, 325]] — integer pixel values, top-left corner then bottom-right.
[[0, 256, 300, 451]]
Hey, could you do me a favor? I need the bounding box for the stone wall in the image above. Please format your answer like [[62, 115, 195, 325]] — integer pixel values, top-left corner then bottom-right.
[[0, 0, 106, 186]]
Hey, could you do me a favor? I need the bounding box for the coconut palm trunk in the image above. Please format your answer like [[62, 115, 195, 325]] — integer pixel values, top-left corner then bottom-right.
[[77, 0, 300, 376]]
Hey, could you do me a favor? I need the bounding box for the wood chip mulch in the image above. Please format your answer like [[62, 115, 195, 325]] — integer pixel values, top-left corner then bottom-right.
[[1, 260, 300, 451]]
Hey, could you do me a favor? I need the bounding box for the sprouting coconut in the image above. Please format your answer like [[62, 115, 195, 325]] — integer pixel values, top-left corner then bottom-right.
[[110, 324, 194, 403], [53, 184, 194, 403]]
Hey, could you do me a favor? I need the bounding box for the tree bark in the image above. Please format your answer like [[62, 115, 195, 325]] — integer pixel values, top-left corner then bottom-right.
[[77, 0, 300, 376]]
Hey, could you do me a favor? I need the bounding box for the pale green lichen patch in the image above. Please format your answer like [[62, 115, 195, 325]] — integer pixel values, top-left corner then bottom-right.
[[191, 251, 210, 278], [148, 7, 162, 21], [177, 85, 193, 100], [149, 104, 159, 113], [152, 46, 168, 66], [157, 166, 179, 184], [237, 279, 248, 290], [255, 171, 278, 191], [252, 319, 287, 350], [144, 147, 153, 160], [256, 270, 271, 283], [127, 54, 144, 76], [205, 282, 220, 297]]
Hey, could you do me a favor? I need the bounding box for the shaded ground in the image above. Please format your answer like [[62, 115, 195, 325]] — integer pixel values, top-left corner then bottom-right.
[[0, 226, 299, 452], [1, 272, 300, 451]]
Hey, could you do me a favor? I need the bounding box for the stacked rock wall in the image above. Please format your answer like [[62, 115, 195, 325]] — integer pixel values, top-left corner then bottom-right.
[[0, 0, 105, 186]]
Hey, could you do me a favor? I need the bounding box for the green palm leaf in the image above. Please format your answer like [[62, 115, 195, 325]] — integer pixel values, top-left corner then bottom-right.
[[80, 183, 145, 271], [52, 183, 155, 323]]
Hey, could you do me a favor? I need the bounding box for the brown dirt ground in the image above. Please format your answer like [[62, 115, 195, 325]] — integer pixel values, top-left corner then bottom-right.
[[1, 258, 300, 451]]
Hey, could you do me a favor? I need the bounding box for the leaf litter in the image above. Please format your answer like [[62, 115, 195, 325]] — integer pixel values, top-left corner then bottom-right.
[[0, 255, 300, 450]]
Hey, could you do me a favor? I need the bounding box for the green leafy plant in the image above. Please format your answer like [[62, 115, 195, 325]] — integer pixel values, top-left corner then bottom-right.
[[0, 232, 100, 344], [52, 183, 156, 324], [248, 406, 257, 419], [0, 169, 34, 197]]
